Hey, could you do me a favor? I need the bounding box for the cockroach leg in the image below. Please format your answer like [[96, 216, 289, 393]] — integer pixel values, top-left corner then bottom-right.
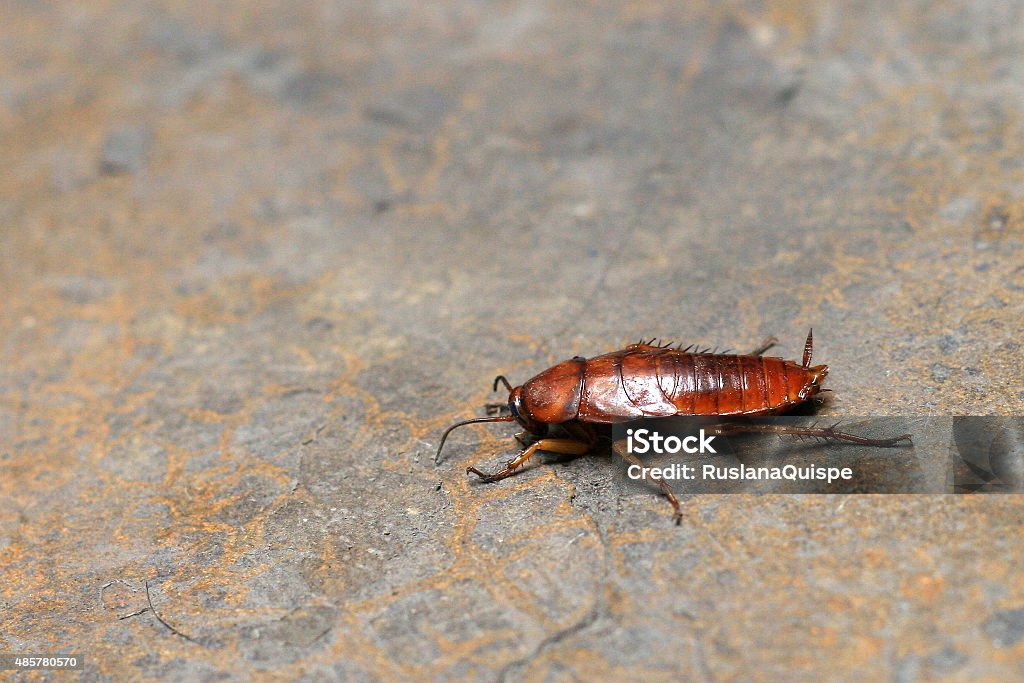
[[562, 421, 600, 448], [612, 441, 683, 525], [749, 336, 778, 356], [704, 421, 912, 447], [467, 438, 592, 483]]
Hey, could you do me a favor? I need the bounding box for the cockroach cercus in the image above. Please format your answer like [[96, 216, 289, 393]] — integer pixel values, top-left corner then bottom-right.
[[435, 331, 911, 524]]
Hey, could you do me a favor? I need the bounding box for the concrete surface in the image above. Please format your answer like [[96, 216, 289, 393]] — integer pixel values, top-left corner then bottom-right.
[[2, 1, 1023, 680]]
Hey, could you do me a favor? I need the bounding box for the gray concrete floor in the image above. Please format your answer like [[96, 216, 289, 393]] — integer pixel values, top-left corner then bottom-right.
[[2, 1, 1023, 680]]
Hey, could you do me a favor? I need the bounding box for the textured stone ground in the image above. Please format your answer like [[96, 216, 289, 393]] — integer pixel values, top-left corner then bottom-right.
[[2, 1, 1023, 680]]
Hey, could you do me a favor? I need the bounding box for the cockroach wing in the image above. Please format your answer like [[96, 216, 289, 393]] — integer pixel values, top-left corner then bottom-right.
[[621, 350, 682, 416], [578, 348, 680, 422]]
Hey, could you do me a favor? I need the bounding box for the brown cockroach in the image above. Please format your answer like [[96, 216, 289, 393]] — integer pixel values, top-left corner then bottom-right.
[[435, 331, 911, 523]]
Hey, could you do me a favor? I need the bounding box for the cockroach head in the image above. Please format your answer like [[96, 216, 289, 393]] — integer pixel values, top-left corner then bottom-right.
[[508, 385, 545, 435], [434, 379, 541, 466]]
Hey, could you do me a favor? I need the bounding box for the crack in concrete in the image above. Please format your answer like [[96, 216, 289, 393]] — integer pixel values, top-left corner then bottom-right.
[[544, 225, 634, 351], [493, 466, 614, 681], [496, 599, 603, 682]]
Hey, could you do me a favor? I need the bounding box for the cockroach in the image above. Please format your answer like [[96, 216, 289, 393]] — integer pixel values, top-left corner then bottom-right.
[[435, 331, 911, 523]]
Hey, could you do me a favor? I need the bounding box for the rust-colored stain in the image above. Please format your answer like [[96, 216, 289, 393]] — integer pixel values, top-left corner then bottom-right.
[[2, 1, 1023, 680]]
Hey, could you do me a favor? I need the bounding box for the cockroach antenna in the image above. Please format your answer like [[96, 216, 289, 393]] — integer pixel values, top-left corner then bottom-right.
[[492, 375, 513, 393], [435, 415, 515, 465]]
